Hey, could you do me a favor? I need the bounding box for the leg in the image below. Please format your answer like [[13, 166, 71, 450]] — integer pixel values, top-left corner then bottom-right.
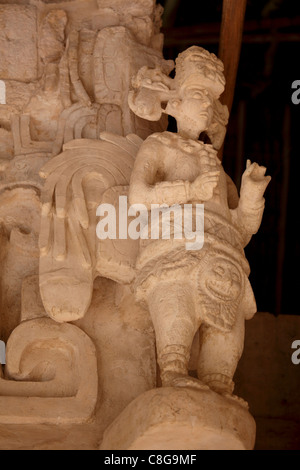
[[197, 311, 246, 403], [147, 281, 207, 389]]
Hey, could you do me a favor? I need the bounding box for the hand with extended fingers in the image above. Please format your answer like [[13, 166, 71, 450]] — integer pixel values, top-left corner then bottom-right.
[[240, 160, 271, 204]]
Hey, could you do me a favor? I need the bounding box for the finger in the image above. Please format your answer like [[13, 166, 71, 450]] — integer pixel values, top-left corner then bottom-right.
[[199, 150, 210, 157], [208, 153, 218, 164], [207, 167, 219, 175], [251, 164, 266, 179], [202, 174, 220, 180], [201, 165, 219, 174], [204, 179, 219, 185], [205, 169, 220, 175], [202, 178, 219, 187], [200, 178, 220, 186], [195, 172, 218, 184], [258, 166, 267, 176], [265, 175, 272, 184], [201, 159, 216, 169], [201, 151, 218, 163], [201, 154, 217, 164], [202, 171, 220, 179], [246, 159, 252, 169]]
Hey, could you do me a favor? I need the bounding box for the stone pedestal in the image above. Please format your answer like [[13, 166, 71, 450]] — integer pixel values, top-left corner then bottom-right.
[[100, 387, 256, 450]]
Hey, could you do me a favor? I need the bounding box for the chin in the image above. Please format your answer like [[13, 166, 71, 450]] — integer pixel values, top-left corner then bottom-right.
[[197, 117, 209, 130]]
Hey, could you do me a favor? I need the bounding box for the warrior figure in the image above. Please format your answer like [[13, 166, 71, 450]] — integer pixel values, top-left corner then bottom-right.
[[128, 46, 271, 400]]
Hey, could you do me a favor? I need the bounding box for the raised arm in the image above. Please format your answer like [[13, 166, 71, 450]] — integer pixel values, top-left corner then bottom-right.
[[231, 160, 271, 244]]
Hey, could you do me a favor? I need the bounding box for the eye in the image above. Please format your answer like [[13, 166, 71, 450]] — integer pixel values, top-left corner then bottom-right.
[[207, 71, 216, 80], [214, 265, 225, 276], [192, 91, 203, 99]]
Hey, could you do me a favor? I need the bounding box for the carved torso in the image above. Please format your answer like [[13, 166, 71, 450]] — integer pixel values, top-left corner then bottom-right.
[[145, 131, 231, 219]]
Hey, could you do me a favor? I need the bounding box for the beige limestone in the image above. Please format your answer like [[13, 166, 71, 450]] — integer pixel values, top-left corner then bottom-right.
[[0, 81, 5, 105], [128, 46, 271, 401], [0, 5, 38, 82], [0, 0, 166, 446], [101, 387, 256, 450], [0, 0, 272, 451], [0, 318, 98, 424]]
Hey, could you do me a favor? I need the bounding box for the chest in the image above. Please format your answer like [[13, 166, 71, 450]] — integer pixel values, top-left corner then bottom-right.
[[164, 146, 203, 182]]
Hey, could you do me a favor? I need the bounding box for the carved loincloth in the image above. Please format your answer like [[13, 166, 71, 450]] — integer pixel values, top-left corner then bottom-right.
[[134, 212, 256, 332]]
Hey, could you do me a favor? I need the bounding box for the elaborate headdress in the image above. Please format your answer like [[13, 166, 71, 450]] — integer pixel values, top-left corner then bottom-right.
[[175, 46, 225, 97], [128, 46, 229, 149]]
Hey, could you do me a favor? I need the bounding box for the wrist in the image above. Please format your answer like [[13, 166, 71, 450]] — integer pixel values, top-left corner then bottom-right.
[[155, 180, 191, 205], [239, 195, 265, 212]]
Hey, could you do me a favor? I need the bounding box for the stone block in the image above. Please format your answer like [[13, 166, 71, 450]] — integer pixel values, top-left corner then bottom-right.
[[0, 5, 38, 82]]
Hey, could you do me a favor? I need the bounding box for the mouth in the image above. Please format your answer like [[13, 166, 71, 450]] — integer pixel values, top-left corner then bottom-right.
[[197, 113, 209, 121]]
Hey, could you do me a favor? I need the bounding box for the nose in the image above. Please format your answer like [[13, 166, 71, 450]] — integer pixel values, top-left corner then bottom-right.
[[198, 98, 212, 113], [201, 100, 210, 110]]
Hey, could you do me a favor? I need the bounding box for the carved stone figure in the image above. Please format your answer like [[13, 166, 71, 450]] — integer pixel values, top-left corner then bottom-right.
[[0, 0, 270, 451], [0, 1, 172, 164], [128, 46, 271, 400], [0, 1, 164, 448]]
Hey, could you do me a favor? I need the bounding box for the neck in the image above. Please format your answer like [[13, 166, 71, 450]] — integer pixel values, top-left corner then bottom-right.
[[177, 122, 202, 141]]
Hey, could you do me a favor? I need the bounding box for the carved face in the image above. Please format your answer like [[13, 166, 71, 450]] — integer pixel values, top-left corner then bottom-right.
[[199, 258, 242, 303], [171, 86, 214, 138]]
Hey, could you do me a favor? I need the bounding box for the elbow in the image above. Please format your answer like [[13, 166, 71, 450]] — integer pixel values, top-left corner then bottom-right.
[[129, 183, 152, 209]]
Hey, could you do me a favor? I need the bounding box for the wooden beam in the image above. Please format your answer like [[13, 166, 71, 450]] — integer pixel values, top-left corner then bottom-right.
[[163, 0, 181, 28], [162, 16, 300, 43], [218, 0, 247, 115]]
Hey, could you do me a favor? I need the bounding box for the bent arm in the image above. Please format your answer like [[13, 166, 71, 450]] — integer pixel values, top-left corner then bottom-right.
[[129, 137, 191, 209], [231, 196, 266, 244], [231, 161, 271, 245]]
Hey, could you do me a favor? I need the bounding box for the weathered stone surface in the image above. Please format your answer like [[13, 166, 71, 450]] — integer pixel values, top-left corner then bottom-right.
[[0, 0, 275, 451], [0, 5, 38, 82], [128, 46, 270, 401], [100, 387, 256, 450]]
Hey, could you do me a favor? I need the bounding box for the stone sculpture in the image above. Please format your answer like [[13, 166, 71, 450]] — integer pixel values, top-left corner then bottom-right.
[[128, 46, 271, 399], [0, 0, 270, 451]]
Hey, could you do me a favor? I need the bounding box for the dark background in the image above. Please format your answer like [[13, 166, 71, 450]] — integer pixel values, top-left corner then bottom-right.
[[159, 0, 300, 315]]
